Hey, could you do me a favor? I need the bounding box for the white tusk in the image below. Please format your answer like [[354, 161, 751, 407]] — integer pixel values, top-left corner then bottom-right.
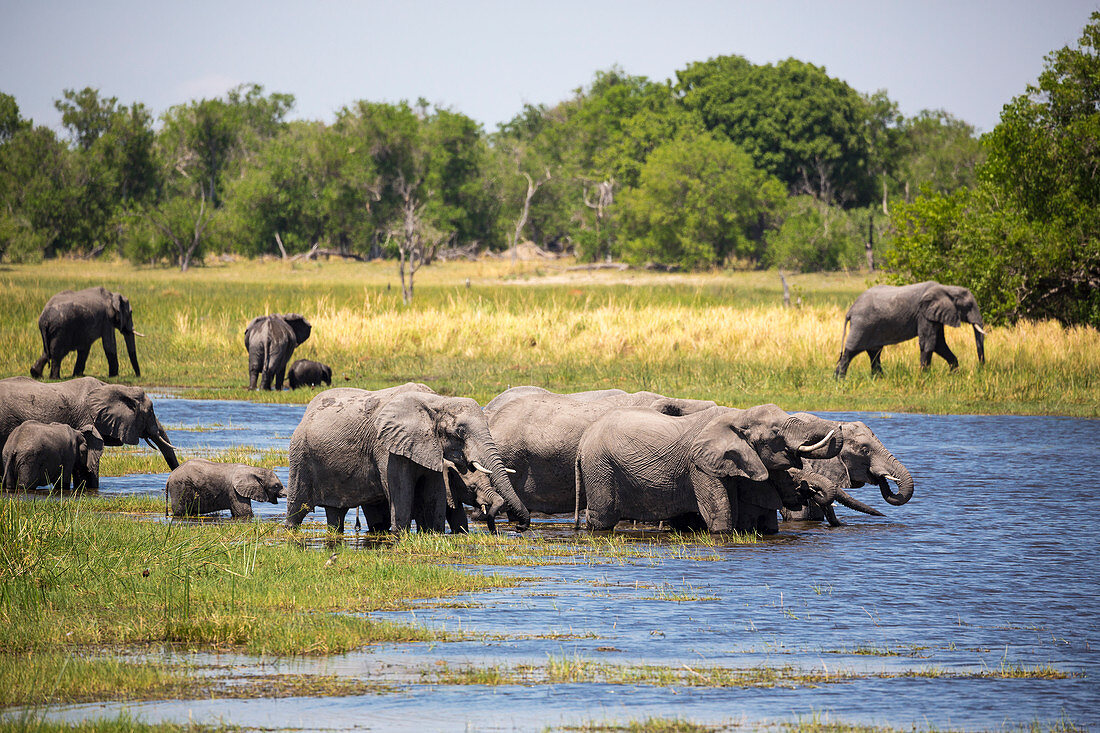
[[472, 461, 493, 474], [973, 324, 986, 335], [505, 467, 517, 474], [131, 331, 146, 338], [798, 429, 836, 454], [480, 504, 488, 515], [885, 474, 901, 482]]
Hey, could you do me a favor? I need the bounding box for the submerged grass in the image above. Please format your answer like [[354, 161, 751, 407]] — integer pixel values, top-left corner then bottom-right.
[[0, 714, 234, 732], [1, 258, 1096, 416]]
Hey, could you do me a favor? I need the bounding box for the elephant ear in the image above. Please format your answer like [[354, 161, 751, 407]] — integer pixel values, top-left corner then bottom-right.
[[86, 386, 145, 445], [78, 424, 105, 454], [375, 393, 442, 472], [690, 415, 769, 480], [232, 466, 273, 502], [282, 314, 312, 345], [919, 285, 961, 327], [244, 316, 266, 351]]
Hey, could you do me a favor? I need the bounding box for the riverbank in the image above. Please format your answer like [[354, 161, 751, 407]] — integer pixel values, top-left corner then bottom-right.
[[1, 258, 1097, 417]]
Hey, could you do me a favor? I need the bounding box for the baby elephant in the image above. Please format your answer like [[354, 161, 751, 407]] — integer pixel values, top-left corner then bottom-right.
[[287, 359, 332, 389], [167, 459, 283, 518], [2, 421, 104, 491]]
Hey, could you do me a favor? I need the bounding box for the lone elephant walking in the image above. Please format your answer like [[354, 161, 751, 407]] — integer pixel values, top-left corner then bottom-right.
[[31, 287, 143, 380], [835, 281, 986, 378]]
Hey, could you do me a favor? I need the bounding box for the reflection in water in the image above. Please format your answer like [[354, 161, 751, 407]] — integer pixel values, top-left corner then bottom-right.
[[14, 400, 1100, 731]]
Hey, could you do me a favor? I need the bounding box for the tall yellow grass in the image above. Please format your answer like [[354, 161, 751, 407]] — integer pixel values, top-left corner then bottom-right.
[[0, 258, 1097, 415]]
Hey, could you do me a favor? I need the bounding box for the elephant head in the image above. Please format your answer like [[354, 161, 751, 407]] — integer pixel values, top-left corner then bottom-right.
[[74, 423, 105, 489], [822, 420, 913, 509], [282, 313, 312, 346], [732, 405, 843, 471], [231, 465, 283, 505], [442, 458, 508, 533], [920, 284, 985, 365], [84, 384, 179, 470], [376, 393, 530, 531], [106, 291, 141, 378], [689, 412, 770, 482]]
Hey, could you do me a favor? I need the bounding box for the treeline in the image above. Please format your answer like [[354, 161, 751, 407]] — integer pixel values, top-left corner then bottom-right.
[[0, 57, 979, 273], [1, 14, 1098, 326]]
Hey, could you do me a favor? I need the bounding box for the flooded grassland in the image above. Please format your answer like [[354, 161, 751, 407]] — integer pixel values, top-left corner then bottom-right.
[[2, 398, 1096, 731]]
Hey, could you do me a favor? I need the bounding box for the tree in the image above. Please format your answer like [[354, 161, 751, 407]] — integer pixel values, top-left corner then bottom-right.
[[676, 56, 877, 206], [888, 13, 1100, 326], [894, 110, 984, 201], [0, 92, 29, 144], [618, 133, 785, 269], [55, 87, 118, 151], [764, 196, 866, 273]]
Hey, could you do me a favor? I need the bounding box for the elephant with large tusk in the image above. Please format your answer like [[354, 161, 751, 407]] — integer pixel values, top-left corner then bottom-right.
[[0, 376, 179, 478], [286, 383, 530, 534], [835, 281, 986, 378], [782, 418, 913, 526]]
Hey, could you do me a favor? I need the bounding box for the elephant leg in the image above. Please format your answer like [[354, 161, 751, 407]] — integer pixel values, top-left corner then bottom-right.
[[361, 502, 391, 532], [933, 327, 959, 370], [581, 461, 618, 531], [413, 473, 447, 533], [386, 460, 417, 531], [102, 331, 119, 377], [834, 348, 857, 379], [694, 475, 733, 532], [868, 347, 885, 377], [230, 495, 255, 519], [917, 319, 938, 369], [30, 352, 48, 379], [72, 347, 91, 378], [49, 350, 65, 380], [324, 506, 348, 533], [274, 369, 285, 391]]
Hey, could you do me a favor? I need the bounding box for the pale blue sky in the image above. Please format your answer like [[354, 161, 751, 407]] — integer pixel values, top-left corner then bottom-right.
[[2, 0, 1096, 136]]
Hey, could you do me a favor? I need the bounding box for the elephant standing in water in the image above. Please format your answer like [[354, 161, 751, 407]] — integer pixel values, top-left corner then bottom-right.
[[31, 287, 143, 380], [485, 389, 717, 517], [2, 421, 104, 491], [167, 459, 283, 519], [286, 384, 530, 534], [781, 418, 914, 526], [575, 404, 844, 533], [245, 313, 312, 390], [0, 377, 178, 477], [835, 281, 986, 378]]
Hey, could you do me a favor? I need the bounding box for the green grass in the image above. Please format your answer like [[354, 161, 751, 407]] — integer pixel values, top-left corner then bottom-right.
[[1, 258, 1096, 416], [98, 447, 288, 477], [0, 714, 234, 733]]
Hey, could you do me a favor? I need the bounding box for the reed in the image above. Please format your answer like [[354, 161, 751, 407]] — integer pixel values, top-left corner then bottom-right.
[[1, 259, 1095, 415]]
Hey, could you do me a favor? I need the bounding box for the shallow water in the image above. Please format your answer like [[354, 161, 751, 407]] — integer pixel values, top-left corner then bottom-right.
[[21, 400, 1100, 730]]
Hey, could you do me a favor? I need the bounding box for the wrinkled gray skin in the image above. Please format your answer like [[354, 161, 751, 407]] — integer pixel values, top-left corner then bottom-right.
[[576, 404, 844, 533], [286, 383, 530, 534], [486, 390, 718, 517], [835, 281, 985, 378], [0, 377, 178, 478], [245, 314, 312, 390], [167, 458, 283, 518], [483, 386, 629, 413], [31, 287, 142, 380], [2, 421, 104, 491], [781, 419, 914, 526], [287, 359, 332, 390]]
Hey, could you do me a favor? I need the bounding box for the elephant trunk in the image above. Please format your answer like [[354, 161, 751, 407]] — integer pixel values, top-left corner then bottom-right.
[[123, 330, 141, 377], [473, 432, 530, 531], [147, 424, 179, 470], [786, 419, 844, 460], [973, 323, 986, 365], [877, 454, 914, 506], [833, 487, 886, 517]]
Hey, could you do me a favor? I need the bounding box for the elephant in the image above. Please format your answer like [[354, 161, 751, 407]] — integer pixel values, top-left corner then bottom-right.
[[835, 281, 986, 378], [286, 384, 530, 534], [2, 421, 104, 491], [30, 287, 143, 380], [287, 359, 332, 390], [0, 377, 178, 479], [781, 418, 914, 526], [485, 390, 718, 517], [166, 459, 283, 519], [483, 386, 628, 413], [575, 404, 844, 533], [244, 313, 312, 390]]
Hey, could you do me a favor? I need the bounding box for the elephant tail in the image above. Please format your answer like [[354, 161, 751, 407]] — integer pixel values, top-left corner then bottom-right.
[[573, 454, 585, 531], [839, 312, 851, 360]]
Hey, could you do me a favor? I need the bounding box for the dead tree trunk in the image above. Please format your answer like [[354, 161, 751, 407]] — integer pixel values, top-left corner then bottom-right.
[[511, 169, 551, 266], [583, 178, 615, 261]]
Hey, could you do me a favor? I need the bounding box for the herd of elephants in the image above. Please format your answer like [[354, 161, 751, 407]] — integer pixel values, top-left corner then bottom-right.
[[1, 279, 989, 535]]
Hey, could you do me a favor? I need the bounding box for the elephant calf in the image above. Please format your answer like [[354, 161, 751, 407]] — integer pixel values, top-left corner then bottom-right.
[[287, 359, 332, 389], [1, 421, 103, 491], [167, 458, 283, 518]]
